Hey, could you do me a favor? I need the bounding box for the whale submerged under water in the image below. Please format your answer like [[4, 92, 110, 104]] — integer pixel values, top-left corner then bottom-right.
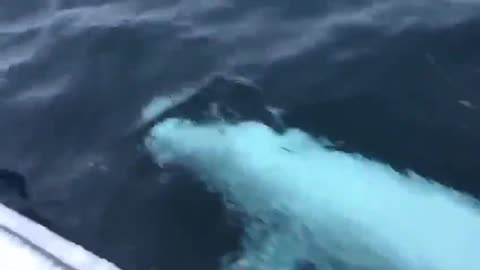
[[144, 116, 480, 270]]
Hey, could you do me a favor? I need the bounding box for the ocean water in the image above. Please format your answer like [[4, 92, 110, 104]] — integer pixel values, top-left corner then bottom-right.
[[1, 1, 480, 270]]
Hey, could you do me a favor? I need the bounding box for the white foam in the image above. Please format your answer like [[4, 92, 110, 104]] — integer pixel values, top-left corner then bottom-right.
[[146, 118, 480, 270], [140, 88, 197, 124]]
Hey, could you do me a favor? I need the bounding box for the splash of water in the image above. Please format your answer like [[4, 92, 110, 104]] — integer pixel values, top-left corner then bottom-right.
[[145, 118, 480, 270]]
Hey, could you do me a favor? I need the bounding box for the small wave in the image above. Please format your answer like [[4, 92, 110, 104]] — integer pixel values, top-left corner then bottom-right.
[[3, 0, 479, 74], [180, 0, 480, 67], [6, 75, 70, 104], [2, 0, 478, 76]]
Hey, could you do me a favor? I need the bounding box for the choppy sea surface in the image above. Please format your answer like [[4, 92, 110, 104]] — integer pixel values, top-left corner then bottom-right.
[[1, 1, 480, 270]]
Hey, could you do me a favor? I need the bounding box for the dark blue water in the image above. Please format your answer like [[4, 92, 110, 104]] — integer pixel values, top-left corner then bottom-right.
[[1, 1, 480, 269]]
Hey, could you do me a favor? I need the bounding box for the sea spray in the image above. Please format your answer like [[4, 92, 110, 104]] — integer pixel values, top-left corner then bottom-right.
[[146, 118, 480, 270]]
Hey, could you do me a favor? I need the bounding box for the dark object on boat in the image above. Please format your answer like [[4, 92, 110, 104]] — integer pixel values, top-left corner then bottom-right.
[[0, 169, 29, 199], [0, 169, 54, 229]]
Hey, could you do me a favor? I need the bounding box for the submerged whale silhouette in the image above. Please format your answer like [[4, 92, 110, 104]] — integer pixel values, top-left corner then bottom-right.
[[135, 75, 285, 139]]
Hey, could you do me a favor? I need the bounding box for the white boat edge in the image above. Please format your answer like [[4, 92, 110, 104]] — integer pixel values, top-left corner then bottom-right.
[[0, 203, 122, 270]]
